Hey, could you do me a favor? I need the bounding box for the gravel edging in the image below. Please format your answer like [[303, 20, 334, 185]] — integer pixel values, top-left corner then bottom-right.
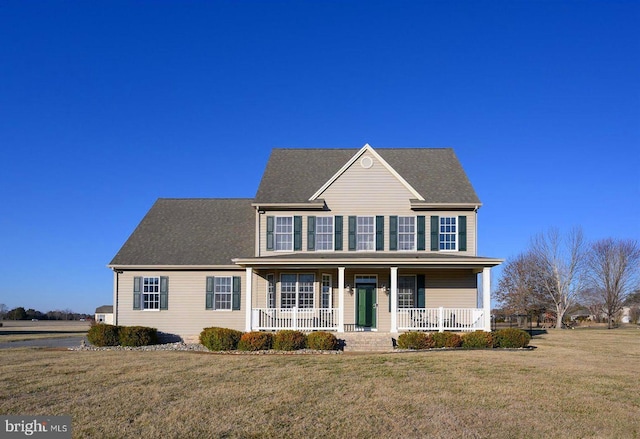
[[68, 341, 342, 354]]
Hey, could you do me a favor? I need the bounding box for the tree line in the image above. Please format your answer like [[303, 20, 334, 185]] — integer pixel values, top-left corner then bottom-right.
[[0, 304, 91, 321], [495, 228, 640, 329]]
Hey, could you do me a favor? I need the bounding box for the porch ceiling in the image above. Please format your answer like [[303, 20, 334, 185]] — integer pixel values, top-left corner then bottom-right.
[[233, 253, 503, 270]]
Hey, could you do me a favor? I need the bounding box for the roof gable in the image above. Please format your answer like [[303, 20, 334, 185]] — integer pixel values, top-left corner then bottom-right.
[[254, 146, 480, 205], [310, 144, 423, 201]]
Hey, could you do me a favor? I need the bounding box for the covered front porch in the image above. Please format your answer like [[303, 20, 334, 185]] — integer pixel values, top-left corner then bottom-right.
[[251, 306, 486, 332], [235, 254, 502, 333]]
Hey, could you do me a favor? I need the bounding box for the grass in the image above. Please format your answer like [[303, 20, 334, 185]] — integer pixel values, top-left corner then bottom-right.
[[0, 321, 89, 342], [1, 327, 639, 438]]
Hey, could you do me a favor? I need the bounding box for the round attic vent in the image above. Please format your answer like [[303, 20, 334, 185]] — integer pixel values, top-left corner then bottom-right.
[[360, 156, 373, 169]]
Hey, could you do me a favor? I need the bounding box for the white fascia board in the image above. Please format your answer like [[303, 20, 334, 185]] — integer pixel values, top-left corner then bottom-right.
[[232, 257, 504, 268], [308, 143, 425, 201], [251, 201, 326, 211], [410, 201, 483, 210], [107, 264, 242, 271]]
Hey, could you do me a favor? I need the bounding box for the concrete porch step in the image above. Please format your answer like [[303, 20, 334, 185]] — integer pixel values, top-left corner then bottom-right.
[[339, 332, 396, 352]]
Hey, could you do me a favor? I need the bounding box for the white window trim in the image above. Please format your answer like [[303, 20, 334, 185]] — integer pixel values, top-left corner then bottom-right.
[[397, 275, 417, 309], [397, 216, 416, 251], [142, 276, 160, 311], [266, 273, 276, 309], [280, 273, 316, 309], [356, 216, 375, 251], [439, 216, 458, 252], [274, 216, 293, 252], [315, 216, 335, 252], [213, 276, 233, 311], [321, 273, 332, 309]]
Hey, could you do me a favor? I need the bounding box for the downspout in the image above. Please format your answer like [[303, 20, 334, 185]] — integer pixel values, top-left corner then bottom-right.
[[113, 269, 122, 326], [474, 205, 479, 255]]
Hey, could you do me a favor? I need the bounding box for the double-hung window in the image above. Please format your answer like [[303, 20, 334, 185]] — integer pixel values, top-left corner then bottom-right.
[[214, 277, 232, 310], [143, 277, 160, 310], [316, 217, 334, 251], [397, 276, 416, 308], [321, 274, 332, 308], [439, 217, 457, 250], [266, 274, 276, 309], [275, 217, 293, 251], [356, 216, 375, 251], [280, 274, 315, 309], [398, 217, 415, 250]]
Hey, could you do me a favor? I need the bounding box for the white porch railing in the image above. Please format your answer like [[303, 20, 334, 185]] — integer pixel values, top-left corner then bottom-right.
[[252, 308, 338, 331], [397, 307, 485, 332]]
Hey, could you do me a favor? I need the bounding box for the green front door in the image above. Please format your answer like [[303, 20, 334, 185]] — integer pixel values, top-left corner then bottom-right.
[[356, 284, 376, 328]]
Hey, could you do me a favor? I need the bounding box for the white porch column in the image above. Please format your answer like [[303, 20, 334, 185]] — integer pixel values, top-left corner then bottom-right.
[[482, 267, 492, 332], [338, 267, 345, 333], [390, 266, 398, 333], [245, 267, 253, 332]]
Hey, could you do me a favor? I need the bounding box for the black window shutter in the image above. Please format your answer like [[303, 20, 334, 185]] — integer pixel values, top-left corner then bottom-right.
[[417, 274, 426, 308], [133, 276, 141, 310], [458, 216, 467, 251], [334, 216, 343, 251], [348, 216, 356, 251], [430, 216, 439, 251], [307, 216, 316, 250], [293, 216, 302, 251], [206, 276, 214, 310], [375, 216, 384, 251], [266, 216, 274, 250], [232, 276, 241, 310], [417, 216, 426, 251], [389, 216, 398, 251], [160, 277, 169, 310]]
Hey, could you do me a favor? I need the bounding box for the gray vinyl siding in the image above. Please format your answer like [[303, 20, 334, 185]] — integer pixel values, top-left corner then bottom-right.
[[117, 270, 247, 342]]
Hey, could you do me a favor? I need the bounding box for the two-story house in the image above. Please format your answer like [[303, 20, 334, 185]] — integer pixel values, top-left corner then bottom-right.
[[109, 144, 502, 342]]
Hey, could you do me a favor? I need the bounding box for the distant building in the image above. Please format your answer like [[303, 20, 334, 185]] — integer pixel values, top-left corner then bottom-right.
[[95, 305, 114, 324]]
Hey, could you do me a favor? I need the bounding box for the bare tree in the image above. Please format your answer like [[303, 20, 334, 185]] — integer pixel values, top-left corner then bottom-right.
[[579, 287, 605, 323], [531, 228, 587, 329], [495, 251, 549, 317], [587, 238, 640, 329], [0, 303, 7, 320]]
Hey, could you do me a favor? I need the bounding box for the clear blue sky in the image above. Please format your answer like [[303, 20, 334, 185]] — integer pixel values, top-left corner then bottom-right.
[[1, 1, 638, 313]]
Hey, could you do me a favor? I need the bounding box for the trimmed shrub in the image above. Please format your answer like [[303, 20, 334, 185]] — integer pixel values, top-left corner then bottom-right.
[[397, 332, 434, 350], [87, 323, 120, 347], [461, 330, 493, 349], [306, 331, 338, 350], [238, 331, 273, 351], [431, 331, 462, 348], [119, 326, 158, 347], [273, 330, 306, 351], [493, 328, 531, 348], [200, 327, 243, 351]]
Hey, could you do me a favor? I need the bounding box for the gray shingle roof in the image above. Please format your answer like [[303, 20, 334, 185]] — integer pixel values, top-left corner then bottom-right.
[[110, 198, 255, 266], [95, 305, 113, 313], [254, 147, 480, 204]]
